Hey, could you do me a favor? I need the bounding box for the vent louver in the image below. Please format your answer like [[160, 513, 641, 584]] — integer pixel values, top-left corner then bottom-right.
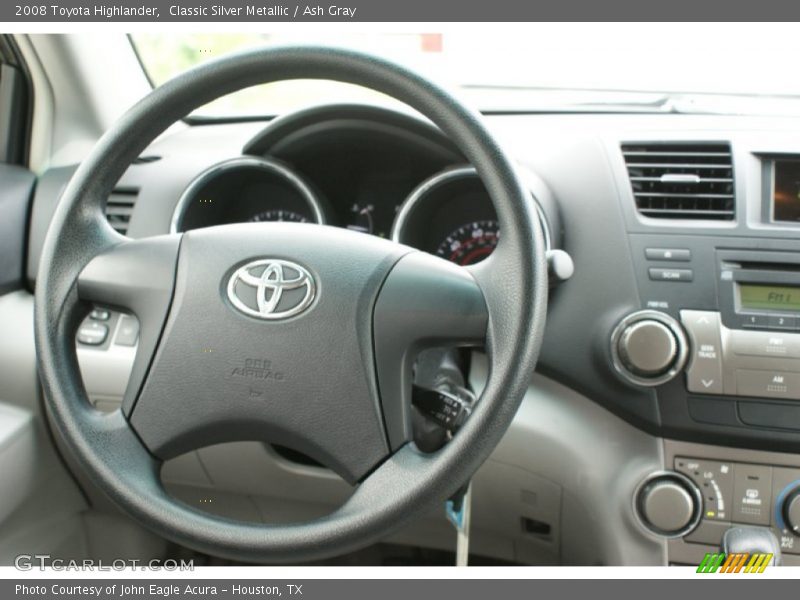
[[622, 142, 735, 220], [105, 187, 138, 235]]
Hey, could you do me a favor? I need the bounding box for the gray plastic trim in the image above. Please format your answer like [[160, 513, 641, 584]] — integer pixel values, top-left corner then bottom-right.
[[391, 165, 552, 252], [0, 164, 35, 294], [169, 156, 325, 233], [0, 402, 36, 525], [632, 470, 702, 539]]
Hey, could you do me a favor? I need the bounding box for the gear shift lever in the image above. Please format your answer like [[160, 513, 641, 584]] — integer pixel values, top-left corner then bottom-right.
[[722, 526, 782, 566]]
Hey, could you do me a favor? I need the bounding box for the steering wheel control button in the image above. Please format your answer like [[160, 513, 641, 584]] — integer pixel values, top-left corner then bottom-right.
[[731, 463, 772, 526], [645, 248, 691, 262], [648, 267, 693, 282], [635, 472, 701, 537], [680, 310, 724, 395], [89, 308, 110, 321], [77, 321, 109, 346], [114, 315, 140, 347], [611, 310, 688, 386], [227, 258, 315, 320]]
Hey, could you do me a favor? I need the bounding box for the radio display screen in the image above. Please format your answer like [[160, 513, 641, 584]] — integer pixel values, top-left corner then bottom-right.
[[739, 283, 800, 312], [773, 159, 800, 222]]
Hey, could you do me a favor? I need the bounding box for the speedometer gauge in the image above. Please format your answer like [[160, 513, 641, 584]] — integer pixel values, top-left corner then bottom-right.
[[436, 220, 499, 266], [249, 209, 309, 223]]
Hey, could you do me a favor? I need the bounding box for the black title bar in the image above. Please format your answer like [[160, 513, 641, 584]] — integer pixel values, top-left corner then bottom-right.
[[4, 0, 800, 22]]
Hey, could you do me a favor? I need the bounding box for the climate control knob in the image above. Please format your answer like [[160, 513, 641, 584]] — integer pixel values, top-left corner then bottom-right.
[[782, 487, 800, 534], [611, 310, 688, 386], [635, 472, 702, 537]]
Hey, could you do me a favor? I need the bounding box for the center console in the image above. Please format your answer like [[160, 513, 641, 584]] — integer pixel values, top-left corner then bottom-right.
[[618, 237, 800, 441], [649, 440, 800, 565], [611, 146, 800, 563]]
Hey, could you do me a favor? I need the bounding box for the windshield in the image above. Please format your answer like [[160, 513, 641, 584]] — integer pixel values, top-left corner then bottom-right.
[[131, 26, 800, 117]]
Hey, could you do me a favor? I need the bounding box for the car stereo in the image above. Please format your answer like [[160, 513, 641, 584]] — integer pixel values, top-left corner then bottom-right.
[[680, 250, 800, 401], [717, 250, 800, 331]]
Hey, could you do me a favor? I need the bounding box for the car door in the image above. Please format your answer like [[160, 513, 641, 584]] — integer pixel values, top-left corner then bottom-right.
[[0, 41, 89, 566]]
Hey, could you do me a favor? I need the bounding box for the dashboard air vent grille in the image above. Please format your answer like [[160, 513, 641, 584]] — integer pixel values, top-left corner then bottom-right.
[[622, 142, 735, 220], [105, 187, 138, 235]]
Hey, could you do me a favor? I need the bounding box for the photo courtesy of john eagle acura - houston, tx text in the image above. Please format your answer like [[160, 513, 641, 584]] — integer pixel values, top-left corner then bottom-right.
[[2, 25, 800, 585]]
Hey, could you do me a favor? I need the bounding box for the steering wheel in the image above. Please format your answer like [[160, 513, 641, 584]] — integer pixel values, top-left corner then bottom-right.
[[34, 47, 547, 562]]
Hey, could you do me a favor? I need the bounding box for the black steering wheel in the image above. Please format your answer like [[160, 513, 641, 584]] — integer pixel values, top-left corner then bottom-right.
[[34, 46, 547, 562]]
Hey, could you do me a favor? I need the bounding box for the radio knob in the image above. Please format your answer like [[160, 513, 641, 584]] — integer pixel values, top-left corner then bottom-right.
[[611, 311, 688, 386], [619, 320, 677, 376], [636, 473, 701, 537], [783, 487, 800, 534]]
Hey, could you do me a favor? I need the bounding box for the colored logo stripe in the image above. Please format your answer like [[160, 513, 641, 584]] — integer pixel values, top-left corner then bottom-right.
[[746, 553, 772, 573], [697, 553, 725, 573], [697, 552, 772, 573]]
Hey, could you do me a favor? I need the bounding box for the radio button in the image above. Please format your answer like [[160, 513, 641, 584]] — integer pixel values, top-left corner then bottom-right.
[[742, 314, 769, 329], [769, 315, 797, 330], [730, 330, 800, 359], [645, 248, 691, 262], [736, 369, 800, 401], [649, 268, 693, 282], [681, 310, 724, 395]]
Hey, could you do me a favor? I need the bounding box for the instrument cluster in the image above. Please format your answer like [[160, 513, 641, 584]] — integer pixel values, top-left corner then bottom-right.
[[173, 159, 552, 267], [171, 107, 553, 266]]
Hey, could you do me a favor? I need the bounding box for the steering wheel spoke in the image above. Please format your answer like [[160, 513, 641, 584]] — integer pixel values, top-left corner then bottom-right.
[[78, 235, 181, 413], [373, 252, 488, 449]]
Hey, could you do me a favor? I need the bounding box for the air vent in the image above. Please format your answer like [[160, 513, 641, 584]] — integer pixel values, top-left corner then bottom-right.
[[105, 187, 138, 235], [622, 142, 735, 220]]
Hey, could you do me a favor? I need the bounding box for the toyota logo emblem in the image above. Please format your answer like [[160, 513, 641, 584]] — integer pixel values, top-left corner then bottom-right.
[[227, 259, 316, 320]]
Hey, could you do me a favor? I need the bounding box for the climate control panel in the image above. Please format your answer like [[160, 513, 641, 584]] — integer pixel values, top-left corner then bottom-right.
[[670, 456, 800, 554]]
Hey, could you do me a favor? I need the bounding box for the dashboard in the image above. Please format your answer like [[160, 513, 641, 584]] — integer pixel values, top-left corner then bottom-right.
[[21, 103, 800, 565], [168, 105, 553, 266]]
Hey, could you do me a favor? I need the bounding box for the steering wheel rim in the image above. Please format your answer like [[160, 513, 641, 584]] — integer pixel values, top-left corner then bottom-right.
[[33, 46, 548, 562]]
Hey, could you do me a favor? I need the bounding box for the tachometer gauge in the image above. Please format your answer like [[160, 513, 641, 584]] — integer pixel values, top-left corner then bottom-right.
[[249, 209, 309, 223], [436, 220, 499, 266]]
